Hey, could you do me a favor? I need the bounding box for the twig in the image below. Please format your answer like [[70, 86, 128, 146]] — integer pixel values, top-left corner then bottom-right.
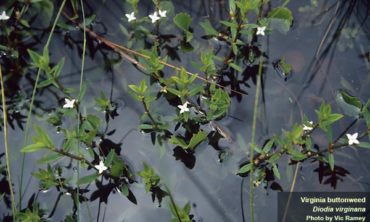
[[62, 12, 247, 96], [0, 65, 17, 220]]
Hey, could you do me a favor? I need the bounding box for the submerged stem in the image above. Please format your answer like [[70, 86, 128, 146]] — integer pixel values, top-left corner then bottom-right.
[[0, 66, 17, 220], [249, 55, 264, 222]]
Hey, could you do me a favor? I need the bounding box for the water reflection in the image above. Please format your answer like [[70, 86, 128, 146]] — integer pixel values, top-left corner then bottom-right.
[[0, 0, 369, 221]]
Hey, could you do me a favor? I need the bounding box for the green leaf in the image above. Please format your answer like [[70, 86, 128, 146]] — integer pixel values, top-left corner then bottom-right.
[[324, 114, 343, 125], [173, 13, 193, 42], [84, 14, 96, 26], [21, 143, 46, 153], [262, 139, 274, 153], [187, 131, 208, 150], [139, 163, 160, 192], [34, 126, 54, 148], [336, 90, 362, 117], [237, 163, 252, 174], [173, 13, 192, 32], [110, 159, 124, 177], [85, 115, 101, 131], [207, 88, 231, 120], [272, 164, 281, 179], [28, 49, 42, 68], [229, 0, 236, 13], [120, 183, 129, 197], [169, 136, 188, 149], [290, 150, 306, 161], [268, 153, 280, 163], [37, 153, 62, 164], [105, 150, 116, 166], [220, 20, 238, 29], [339, 90, 362, 108], [200, 20, 218, 36], [35, 0, 54, 28], [37, 78, 55, 88], [51, 57, 65, 78], [268, 7, 293, 33], [229, 62, 242, 72], [77, 173, 99, 185], [139, 124, 153, 130], [328, 153, 335, 171], [358, 142, 370, 149]]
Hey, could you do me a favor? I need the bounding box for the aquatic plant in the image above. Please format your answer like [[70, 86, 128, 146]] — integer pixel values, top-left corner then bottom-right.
[[0, 0, 368, 221]]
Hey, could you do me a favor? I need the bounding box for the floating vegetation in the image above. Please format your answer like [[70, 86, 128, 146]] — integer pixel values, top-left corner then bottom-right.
[[0, 0, 369, 221]]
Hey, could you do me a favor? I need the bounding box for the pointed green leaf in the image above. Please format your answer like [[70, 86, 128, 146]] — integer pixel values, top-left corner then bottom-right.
[[237, 163, 252, 174], [229, 62, 242, 72], [272, 163, 281, 179], [200, 20, 218, 36], [336, 90, 361, 117], [169, 136, 188, 149], [358, 142, 370, 149], [188, 131, 208, 150], [262, 139, 274, 153], [37, 153, 62, 164], [34, 126, 54, 148], [21, 142, 46, 153]]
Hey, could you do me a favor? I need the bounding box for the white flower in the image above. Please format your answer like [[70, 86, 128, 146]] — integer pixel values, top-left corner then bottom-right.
[[256, 26, 266, 36], [177, 102, 189, 114], [63, 98, 76, 109], [149, 11, 160, 23], [0, 11, 10, 21], [125, 12, 136, 22], [346, 133, 359, 145], [95, 160, 108, 174], [303, 121, 313, 131], [160, 86, 167, 93], [158, 10, 167, 18]]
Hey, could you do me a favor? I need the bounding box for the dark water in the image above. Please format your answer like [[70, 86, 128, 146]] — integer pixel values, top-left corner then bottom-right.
[[0, 0, 369, 221]]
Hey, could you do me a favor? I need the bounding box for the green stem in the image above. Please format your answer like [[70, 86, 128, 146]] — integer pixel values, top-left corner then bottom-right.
[[142, 99, 157, 126], [164, 184, 183, 222], [19, 0, 67, 210], [76, 0, 87, 220], [0, 66, 17, 220], [249, 55, 264, 222]]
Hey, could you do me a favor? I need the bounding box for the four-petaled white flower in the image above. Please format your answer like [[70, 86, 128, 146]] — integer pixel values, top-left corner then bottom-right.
[[63, 98, 76, 109], [95, 160, 108, 174], [149, 11, 160, 23], [346, 133, 359, 145], [177, 102, 189, 114], [125, 12, 136, 22], [158, 10, 167, 18], [0, 11, 10, 21], [303, 121, 313, 131], [256, 26, 266, 36]]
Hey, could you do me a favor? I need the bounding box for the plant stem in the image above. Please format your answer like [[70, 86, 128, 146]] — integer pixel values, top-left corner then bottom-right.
[[249, 55, 264, 222], [0, 66, 17, 220], [164, 184, 183, 222], [76, 0, 87, 220], [142, 99, 157, 126], [19, 0, 67, 210], [62, 16, 246, 96]]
